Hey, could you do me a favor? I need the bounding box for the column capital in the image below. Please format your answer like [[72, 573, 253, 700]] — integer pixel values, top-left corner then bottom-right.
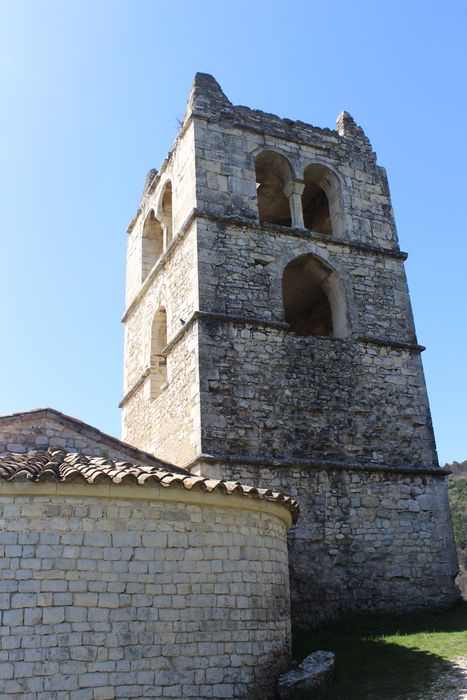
[[283, 180, 305, 198]]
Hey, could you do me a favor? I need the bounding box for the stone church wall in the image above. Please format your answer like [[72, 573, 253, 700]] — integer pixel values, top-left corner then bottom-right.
[[196, 217, 417, 346], [0, 484, 292, 699], [122, 222, 201, 466], [122, 321, 200, 465], [200, 460, 458, 628], [0, 410, 170, 467]]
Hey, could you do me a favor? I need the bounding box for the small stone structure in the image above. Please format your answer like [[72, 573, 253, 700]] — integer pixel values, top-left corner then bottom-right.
[[278, 651, 335, 698], [0, 450, 297, 699]]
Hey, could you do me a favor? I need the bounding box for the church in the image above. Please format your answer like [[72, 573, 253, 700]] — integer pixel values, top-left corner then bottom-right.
[[0, 74, 459, 699]]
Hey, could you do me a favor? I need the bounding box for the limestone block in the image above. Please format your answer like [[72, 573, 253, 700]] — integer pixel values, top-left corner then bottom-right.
[[0, 485, 292, 699], [277, 651, 335, 698]]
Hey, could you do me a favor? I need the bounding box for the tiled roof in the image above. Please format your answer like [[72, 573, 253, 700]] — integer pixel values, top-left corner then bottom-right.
[[0, 450, 299, 522]]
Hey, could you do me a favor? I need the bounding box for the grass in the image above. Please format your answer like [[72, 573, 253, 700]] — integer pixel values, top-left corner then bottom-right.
[[290, 601, 467, 699]]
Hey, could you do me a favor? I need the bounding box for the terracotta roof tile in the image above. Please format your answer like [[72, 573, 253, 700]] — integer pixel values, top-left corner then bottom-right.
[[0, 450, 299, 522]]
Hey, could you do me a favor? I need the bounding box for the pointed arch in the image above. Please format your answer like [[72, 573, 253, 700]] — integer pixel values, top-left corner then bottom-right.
[[282, 253, 349, 338]]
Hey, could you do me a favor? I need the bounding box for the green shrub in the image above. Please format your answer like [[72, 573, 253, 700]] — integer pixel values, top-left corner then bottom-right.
[[445, 460, 467, 572]]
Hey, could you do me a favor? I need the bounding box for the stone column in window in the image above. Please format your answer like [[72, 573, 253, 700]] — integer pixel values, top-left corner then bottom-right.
[[284, 181, 305, 229]]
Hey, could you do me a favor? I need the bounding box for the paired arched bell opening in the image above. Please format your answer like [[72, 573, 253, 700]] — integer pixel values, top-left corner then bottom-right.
[[255, 151, 294, 227], [141, 181, 173, 283], [282, 254, 349, 338], [255, 153, 340, 236]]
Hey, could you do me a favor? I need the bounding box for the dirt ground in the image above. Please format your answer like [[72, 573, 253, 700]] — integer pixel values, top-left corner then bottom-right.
[[411, 656, 467, 700]]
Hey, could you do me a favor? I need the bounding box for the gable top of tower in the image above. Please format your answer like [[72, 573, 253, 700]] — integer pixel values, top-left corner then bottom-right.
[[185, 72, 374, 155], [127, 73, 377, 233]]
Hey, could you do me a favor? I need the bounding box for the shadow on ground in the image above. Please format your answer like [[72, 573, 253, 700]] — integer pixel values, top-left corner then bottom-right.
[[290, 601, 467, 700]]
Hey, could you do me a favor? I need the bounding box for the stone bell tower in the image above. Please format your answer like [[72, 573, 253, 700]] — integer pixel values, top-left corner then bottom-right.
[[121, 74, 459, 627]]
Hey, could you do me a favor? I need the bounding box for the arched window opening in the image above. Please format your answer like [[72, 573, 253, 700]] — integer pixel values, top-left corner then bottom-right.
[[142, 210, 163, 282], [255, 151, 293, 227], [150, 308, 168, 398], [302, 165, 339, 235], [282, 254, 348, 338], [158, 181, 173, 247]]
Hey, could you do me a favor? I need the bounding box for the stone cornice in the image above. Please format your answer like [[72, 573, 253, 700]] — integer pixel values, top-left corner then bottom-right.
[[122, 208, 408, 323], [120, 311, 426, 408], [194, 209, 408, 260], [163, 311, 423, 355], [122, 209, 198, 323], [0, 480, 295, 529], [119, 367, 151, 408], [356, 336, 425, 352], [185, 452, 446, 477]]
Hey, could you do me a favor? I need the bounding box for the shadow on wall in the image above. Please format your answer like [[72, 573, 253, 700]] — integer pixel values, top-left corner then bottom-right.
[[291, 602, 467, 699]]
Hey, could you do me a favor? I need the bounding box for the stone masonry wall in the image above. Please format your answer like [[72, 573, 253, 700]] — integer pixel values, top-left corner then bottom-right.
[[199, 460, 459, 628], [197, 217, 416, 343], [0, 488, 291, 699], [122, 322, 200, 465], [0, 411, 169, 467], [122, 75, 426, 470], [122, 222, 201, 465], [123, 221, 199, 393], [122, 118, 199, 464], [198, 319, 436, 468], [0, 416, 102, 456]]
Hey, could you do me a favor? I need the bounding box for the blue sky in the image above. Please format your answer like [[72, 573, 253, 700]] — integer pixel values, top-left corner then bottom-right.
[[0, 0, 465, 464]]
